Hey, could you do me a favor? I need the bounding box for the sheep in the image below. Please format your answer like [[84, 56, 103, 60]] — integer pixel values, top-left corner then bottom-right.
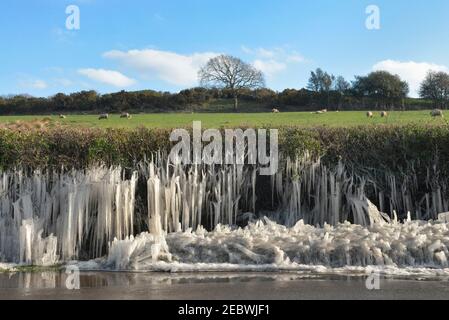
[[59, 114, 66, 119], [431, 109, 444, 118], [272, 108, 280, 113], [120, 112, 132, 119], [380, 111, 388, 118], [367, 112, 374, 118], [312, 109, 328, 114], [99, 113, 109, 120]]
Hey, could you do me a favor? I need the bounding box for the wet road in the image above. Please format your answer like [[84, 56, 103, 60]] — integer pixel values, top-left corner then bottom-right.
[[1, 272, 449, 300]]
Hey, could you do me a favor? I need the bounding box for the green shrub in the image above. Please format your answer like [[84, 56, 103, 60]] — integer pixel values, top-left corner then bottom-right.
[[0, 124, 448, 179]]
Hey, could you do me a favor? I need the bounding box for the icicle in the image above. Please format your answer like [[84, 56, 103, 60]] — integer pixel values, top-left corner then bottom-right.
[[1, 149, 449, 267]]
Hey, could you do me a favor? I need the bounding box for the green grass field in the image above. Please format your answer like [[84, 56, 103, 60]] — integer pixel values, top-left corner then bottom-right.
[[0, 110, 446, 129]]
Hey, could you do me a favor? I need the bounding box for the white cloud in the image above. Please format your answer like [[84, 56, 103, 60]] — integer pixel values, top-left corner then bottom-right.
[[253, 59, 286, 77], [241, 46, 253, 54], [241, 46, 280, 59], [55, 78, 74, 87], [103, 49, 220, 87], [287, 53, 305, 63], [19, 79, 48, 90], [78, 68, 136, 87], [256, 48, 276, 59], [372, 60, 449, 97], [242, 46, 305, 78], [29, 80, 48, 90]]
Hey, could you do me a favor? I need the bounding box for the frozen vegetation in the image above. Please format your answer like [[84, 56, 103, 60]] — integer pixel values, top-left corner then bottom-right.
[[101, 217, 449, 275], [0, 153, 449, 275]]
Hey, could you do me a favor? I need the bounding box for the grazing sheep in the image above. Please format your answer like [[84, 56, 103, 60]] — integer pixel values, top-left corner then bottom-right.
[[431, 109, 444, 118], [380, 111, 388, 118], [120, 112, 131, 119], [367, 112, 374, 118], [99, 113, 109, 120], [272, 108, 280, 113], [59, 114, 66, 119], [312, 109, 328, 114]]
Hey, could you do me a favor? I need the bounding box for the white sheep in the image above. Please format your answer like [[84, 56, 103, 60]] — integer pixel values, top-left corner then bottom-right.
[[99, 113, 109, 120], [367, 111, 374, 118], [380, 111, 388, 118], [272, 108, 280, 113], [59, 114, 66, 119], [120, 112, 132, 119], [431, 109, 444, 118]]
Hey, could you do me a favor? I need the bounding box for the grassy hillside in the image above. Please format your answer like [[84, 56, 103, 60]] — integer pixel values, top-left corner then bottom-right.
[[0, 110, 446, 129]]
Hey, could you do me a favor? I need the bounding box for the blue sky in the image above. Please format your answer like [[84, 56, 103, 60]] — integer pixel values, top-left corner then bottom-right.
[[1, 0, 449, 97]]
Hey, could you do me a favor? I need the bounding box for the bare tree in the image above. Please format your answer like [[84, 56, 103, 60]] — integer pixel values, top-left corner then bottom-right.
[[199, 55, 265, 111]]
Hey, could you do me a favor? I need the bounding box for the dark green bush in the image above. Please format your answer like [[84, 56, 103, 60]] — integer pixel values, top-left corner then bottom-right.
[[0, 124, 448, 179]]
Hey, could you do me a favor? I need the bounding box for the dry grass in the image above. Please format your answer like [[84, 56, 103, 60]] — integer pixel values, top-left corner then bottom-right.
[[0, 117, 56, 131]]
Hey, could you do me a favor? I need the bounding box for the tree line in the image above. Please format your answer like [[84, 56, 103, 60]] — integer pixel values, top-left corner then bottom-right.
[[1, 54, 448, 114]]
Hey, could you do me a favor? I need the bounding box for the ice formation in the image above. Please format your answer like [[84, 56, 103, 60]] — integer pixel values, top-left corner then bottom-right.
[[0, 153, 448, 273], [103, 217, 449, 272], [0, 167, 137, 264]]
